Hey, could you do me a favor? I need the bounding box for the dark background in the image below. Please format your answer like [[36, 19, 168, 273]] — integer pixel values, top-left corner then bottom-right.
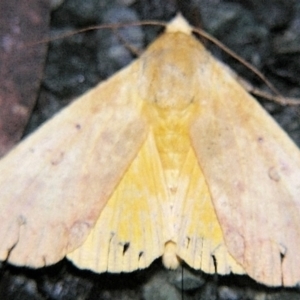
[[0, 0, 300, 299]]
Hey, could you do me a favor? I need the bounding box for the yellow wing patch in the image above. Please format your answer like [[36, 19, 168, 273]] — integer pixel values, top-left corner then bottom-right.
[[67, 131, 171, 272], [174, 147, 245, 275]]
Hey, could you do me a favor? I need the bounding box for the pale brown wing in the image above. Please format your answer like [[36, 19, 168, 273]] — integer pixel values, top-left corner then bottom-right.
[[0, 63, 147, 268], [190, 53, 300, 286]]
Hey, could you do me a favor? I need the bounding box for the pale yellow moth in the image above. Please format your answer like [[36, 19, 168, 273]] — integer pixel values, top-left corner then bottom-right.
[[0, 15, 300, 287]]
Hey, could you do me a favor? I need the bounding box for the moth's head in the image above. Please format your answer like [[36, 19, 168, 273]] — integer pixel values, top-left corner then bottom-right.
[[137, 30, 209, 111]]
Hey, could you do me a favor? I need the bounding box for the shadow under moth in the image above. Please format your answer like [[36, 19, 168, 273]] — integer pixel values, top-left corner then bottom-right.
[[0, 15, 300, 287]]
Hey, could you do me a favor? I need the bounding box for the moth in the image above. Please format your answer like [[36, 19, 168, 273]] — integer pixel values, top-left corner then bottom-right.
[[0, 15, 300, 287]]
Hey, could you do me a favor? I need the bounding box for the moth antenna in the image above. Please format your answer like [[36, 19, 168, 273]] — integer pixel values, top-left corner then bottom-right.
[[25, 20, 167, 48], [192, 26, 300, 106]]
